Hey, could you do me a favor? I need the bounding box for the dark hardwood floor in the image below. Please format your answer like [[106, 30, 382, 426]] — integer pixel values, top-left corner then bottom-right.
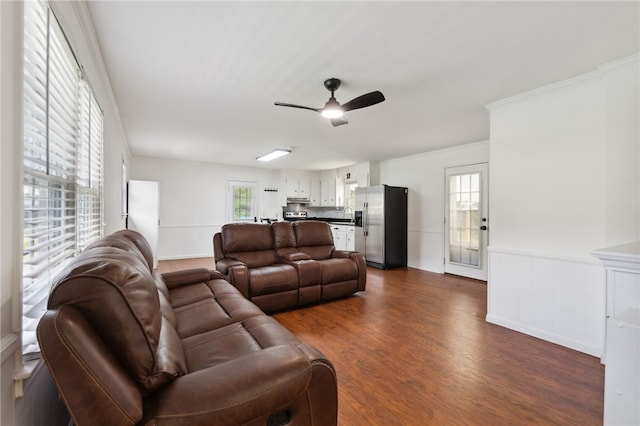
[[157, 259, 604, 425]]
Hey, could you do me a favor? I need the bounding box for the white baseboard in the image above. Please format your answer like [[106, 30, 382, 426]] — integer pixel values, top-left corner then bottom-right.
[[486, 314, 602, 358]]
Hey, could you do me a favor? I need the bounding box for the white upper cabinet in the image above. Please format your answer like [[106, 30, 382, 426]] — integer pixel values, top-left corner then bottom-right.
[[285, 178, 310, 200]]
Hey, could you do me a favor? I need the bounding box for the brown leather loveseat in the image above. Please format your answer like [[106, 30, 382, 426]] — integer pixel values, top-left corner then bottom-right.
[[213, 220, 366, 312], [37, 229, 337, 425]]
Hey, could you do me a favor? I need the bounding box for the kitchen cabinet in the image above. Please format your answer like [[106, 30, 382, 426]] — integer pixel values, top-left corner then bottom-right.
[[346, 226, 355, 251], [309, 180, 321, 206], [330, 224, 354, 251], [592, 242, 640, 426], [321, 178, 342, 206], [330, 225, 347, 251], [286, 178, 310, 200]]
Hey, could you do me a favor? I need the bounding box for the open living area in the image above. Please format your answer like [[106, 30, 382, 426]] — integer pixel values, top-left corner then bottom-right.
[[1, 1, 639, 425]]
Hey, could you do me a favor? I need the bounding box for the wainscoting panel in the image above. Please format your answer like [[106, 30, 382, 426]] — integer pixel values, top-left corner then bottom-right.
[[407, 228, 444, 273], [487, 247, 605, 357], [158, 224, 224, 260]]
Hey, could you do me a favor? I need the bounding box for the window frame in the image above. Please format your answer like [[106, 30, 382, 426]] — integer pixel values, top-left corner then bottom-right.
[[21, 0, 104, 357], [227, 180, 258, 222]]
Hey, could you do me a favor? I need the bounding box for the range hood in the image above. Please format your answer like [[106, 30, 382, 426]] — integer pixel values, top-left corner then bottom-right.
[[286, 197, 310, 203]]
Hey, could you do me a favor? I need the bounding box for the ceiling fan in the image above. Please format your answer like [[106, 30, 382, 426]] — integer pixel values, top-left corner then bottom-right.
[[275, 78, 385, 127]]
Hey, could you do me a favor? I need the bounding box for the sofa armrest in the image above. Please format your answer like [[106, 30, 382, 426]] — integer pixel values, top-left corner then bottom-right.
[[280, 252, 312, 262], [349, 251, 367, 291], [161, 268, 223, 289], [215, 258, 245, 275], [331, 250, 352, 259], [147, 345, 312, 425], [227, 264, 250, 298]]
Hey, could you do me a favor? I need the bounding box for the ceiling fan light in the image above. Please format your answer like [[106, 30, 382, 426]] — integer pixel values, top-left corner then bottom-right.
[[321, 107, 344, 118], [256, 149, 291, 162], [321, 97, 344, 118]]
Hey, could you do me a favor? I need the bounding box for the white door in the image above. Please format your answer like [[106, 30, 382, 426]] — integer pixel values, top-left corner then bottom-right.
[[444, 163, 489, 281], [127, 180, 160, 268]]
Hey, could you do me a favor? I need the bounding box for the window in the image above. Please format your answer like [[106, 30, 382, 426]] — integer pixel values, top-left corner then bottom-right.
[[345, 182, 358, 213], [22, 0, 104, 357], [228, 181, 258, 222]]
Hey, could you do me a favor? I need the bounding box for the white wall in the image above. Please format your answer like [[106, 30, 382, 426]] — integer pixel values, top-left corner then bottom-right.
[[130, 157, 286, 259], [486, 55, 639, 357], [378, 141, 490, 272], [1, 2, 131, 423], [1, 3, 24, 424]]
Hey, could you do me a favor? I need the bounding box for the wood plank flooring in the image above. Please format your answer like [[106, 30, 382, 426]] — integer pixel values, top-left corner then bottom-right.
[[157, 260, 604, 425]]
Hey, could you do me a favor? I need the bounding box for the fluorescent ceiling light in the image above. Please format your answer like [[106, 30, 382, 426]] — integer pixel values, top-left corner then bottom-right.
[[257, 149, 291, 162]]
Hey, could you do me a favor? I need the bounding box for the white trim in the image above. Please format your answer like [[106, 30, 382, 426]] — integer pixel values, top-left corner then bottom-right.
[[592, 242, 640, 271], [379, 140, 490, 166], [407, 228, 441, 235], [160, 223, 224, 230], [596, 53, 639, 71], [486, 54, 639, 111], [485, 314, 602, 358], [158, 253, 213, 261], [488, 246, 601, 266], [1, 333, 19, 364], [486, 70, 604, 111]]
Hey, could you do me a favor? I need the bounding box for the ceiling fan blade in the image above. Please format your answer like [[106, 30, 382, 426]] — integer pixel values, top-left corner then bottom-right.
[[274, 102, 320, 113], [341, 91, 385, 112], [330, 117, 349, 127]]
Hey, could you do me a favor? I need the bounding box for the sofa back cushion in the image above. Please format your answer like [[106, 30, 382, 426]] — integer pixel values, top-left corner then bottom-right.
[[86, 232, 150, 271], [221, 223, 278, 268], [113, 229, 155, 270], [272, 221, 296, 249], [293, 221, 335, 260], [47, 243, 186, 393]]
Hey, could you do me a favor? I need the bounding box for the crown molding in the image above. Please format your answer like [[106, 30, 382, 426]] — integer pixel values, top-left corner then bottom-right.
[[486, 53, 639, 111]]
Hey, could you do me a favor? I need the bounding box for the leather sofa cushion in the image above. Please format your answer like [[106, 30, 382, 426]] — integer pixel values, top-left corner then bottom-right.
[[248, 265, 298, 296], [318, 258, 359, 282], [48, 246, 183, 393], [181, 316, 299, 372], [86, 233, 150, 271], [272, 221, 296, 248], [293, 221, 335, 259], [113, 229, 155, 270], [171, 279, 265, 338], [226, 250, 278, 268], [222, 223, 274, 252]]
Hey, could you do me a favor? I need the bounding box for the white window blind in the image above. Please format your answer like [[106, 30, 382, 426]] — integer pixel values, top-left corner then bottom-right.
[[22, 0, 104, 357]]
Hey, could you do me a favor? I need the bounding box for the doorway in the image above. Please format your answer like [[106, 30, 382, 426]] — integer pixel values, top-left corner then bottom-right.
[[444, 163, 489, 281]]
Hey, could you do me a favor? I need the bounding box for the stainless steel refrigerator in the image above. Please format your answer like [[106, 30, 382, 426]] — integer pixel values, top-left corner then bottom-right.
[[354, 185, 408, 269]]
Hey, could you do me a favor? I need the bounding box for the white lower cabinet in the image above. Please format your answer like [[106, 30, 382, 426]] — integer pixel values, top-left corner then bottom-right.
[[346, 226, 355, 251], [592, 242, 640, 426], [331, 225, 347, 251], [330, 224, 354, 251]]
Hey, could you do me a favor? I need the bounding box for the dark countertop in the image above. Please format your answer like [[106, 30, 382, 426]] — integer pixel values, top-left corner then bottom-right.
[[306, 217, 354, 224]]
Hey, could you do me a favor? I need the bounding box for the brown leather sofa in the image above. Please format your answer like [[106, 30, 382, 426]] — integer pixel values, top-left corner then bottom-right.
[[213, 220, 366, 312], [37, 229, 337, 426]]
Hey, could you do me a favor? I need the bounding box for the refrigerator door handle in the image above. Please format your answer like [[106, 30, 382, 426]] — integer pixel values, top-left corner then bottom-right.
[[363, 202, 368, 236]]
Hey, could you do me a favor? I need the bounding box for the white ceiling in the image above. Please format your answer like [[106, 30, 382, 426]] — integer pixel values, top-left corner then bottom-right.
[[86, 1, 639, 171]]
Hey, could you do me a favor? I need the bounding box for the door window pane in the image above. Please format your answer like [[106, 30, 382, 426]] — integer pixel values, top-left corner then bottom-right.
[[449, 173, 481, 267]]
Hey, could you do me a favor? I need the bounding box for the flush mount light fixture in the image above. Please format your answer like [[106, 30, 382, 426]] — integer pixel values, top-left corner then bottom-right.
[[256, 149, 291, 162]]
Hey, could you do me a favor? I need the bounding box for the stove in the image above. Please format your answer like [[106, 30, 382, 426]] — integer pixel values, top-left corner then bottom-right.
[[284, 211, 307, 221]]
